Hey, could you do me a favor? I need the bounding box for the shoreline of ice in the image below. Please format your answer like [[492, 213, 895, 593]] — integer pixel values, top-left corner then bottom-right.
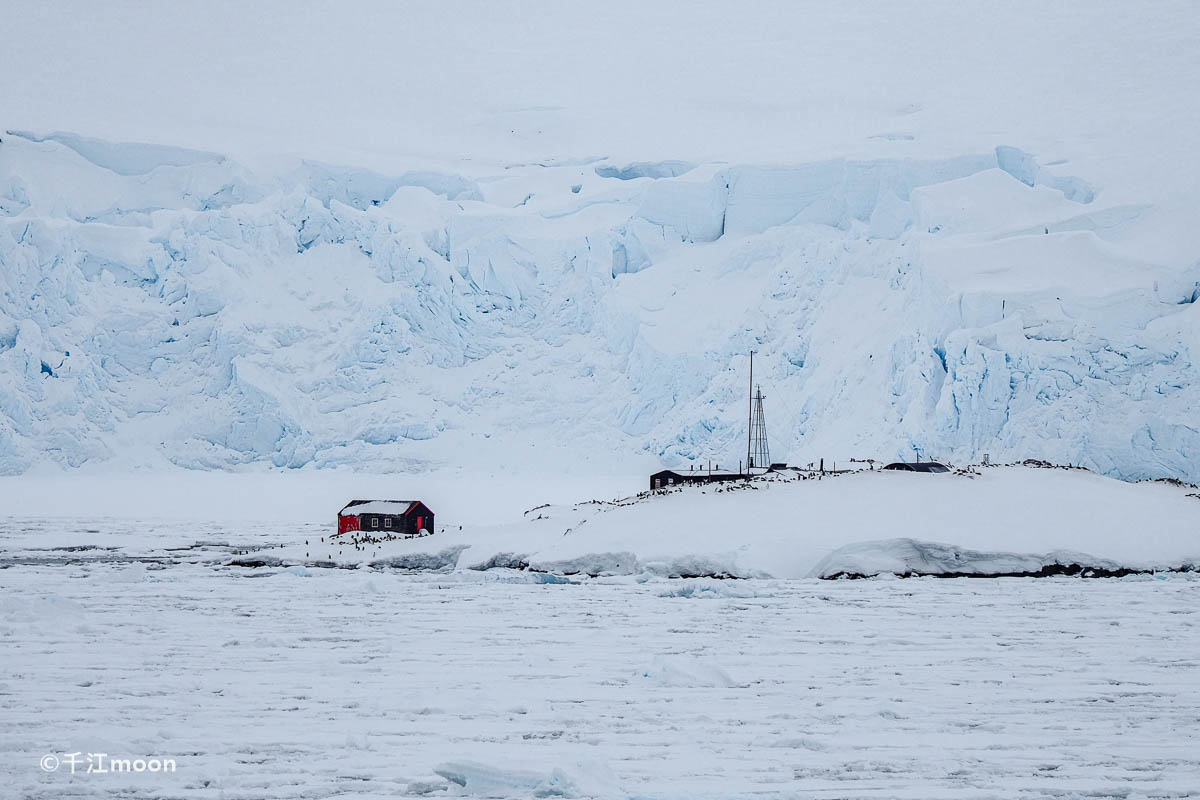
[[4, 465, 1197, 581]]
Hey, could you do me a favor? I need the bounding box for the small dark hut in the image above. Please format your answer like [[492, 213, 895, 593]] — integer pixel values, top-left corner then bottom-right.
[[337, 500, 434, 537], [882, 462, 950, 473], [650, 469, 745, 491]]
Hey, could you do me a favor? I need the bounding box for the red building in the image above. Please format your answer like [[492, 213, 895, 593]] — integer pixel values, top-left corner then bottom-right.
[[337, 500, 435, 537]]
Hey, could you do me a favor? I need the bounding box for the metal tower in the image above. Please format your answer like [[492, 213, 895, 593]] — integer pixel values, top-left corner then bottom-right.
[[746, 352, 770, 471], [748, 385, 770, 470]]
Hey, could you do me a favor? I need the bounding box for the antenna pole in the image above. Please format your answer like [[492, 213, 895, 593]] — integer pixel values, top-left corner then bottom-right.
[[751, 385, 770, 471], [746, 351, 754, 472]]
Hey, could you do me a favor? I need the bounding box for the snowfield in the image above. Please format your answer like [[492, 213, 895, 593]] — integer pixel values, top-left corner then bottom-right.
[[3, 444, 1199, 800], [1, 466, 1197, 581], [4, 559, 1199, 799]]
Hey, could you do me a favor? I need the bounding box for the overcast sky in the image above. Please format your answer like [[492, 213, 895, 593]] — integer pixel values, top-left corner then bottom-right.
[[2, 1, 1196, 169]]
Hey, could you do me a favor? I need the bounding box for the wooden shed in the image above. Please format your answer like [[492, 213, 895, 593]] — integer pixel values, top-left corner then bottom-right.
[[337, 500, 434, 537], [650, 469, 744, 491]]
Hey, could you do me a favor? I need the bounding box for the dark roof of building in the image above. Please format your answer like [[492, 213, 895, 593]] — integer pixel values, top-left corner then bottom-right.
[[652, 469, 744, 481], [339, 499, 428, 516], [882, 462, 950, 473]]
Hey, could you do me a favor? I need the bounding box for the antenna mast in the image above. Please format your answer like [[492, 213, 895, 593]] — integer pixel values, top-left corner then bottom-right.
[[745, 352, 771, 471], [749, 385, 770, 471], [746, 351, 753, 473]]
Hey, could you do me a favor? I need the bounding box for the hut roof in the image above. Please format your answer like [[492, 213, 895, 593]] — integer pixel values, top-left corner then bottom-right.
[[882, 462, 950, 473], [339, 500, 423, 516]]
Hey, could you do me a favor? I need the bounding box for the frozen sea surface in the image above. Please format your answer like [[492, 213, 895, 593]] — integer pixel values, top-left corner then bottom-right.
[[3, 545, 1198, 799]]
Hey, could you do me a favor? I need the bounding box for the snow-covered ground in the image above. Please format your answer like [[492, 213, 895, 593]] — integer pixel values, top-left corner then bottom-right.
[[4, 465, 1199, 798], [2, 466, 1197, 580], [4, 560, 1199, 799]]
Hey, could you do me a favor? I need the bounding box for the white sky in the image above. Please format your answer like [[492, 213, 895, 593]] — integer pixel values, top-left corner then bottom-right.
[[2, 0, 1196, 171]]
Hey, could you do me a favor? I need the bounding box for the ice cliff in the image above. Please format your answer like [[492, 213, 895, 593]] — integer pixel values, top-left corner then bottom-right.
[[1, 131, 1197, 479]]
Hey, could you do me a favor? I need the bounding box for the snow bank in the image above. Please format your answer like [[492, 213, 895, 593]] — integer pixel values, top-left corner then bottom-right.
[[487, 468, 1198, 579], [529, 551, 640, 577], [809, 538, 1158, 579], [197, 466, 1200, 581], [525, 551, 765, 579], [368, 545, 467, 572]]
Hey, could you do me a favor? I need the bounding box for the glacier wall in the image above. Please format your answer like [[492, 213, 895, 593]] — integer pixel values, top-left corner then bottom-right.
[[1, 130, 1197, 480]]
